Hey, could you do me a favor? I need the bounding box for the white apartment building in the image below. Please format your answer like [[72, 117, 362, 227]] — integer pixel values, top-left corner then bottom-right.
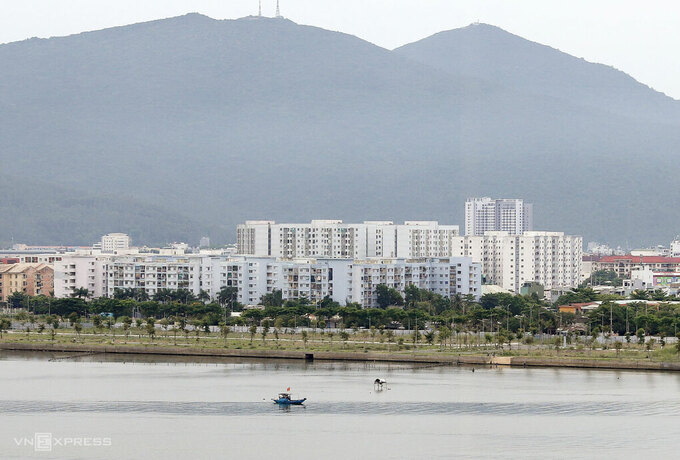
[[670, 238, 680, 258], [53, 253, 481, 308], [259, 257, 480, 308], [236, 220, 460, 259], [100, 233, 131, 252], [451, 231, 582, 294], [464, 197, 533, 236], [102, 255, 203, 298], [54, 254, 108, 298]]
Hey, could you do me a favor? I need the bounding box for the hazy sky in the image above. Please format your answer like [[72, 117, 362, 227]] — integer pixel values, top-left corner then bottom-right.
[[2, 0, 679, 99]]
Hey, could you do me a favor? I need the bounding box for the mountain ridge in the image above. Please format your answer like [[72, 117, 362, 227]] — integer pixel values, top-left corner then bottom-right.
[[1, 14, 679, 247]]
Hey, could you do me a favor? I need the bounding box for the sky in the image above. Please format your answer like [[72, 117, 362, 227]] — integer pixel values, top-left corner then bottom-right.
[[1, 0, 679, 99]]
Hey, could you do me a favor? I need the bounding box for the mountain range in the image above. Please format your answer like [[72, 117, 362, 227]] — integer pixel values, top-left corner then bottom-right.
[[1, 13, 678, 247]]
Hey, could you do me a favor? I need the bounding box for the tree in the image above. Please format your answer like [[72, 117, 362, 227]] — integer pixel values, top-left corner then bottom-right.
[[70, 287, 90, 300], [636, 328, 645, 346], [340, 331, 350, 347], [301, 330, 308, 348], [8, 291, 27, 309], [614, 341, 622, 356], [424, 330, 435, 345], [146, 322, 156, 341], [92, 315, 103, 333], [376, 284, 404, 309], [0, 318, 11, 338], [219, 322, 231, 346], [249, 325, 257, 344], [261, 289, 283, 307], [631, 290, 650, 300], [261, 321, 270, 343], [438, 328, 451, 349], [74, 322, 83, 339], [119, 316, 131, 338]]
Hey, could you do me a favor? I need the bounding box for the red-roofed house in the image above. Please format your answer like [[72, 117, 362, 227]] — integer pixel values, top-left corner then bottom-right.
[[590, 255, 680, 278]]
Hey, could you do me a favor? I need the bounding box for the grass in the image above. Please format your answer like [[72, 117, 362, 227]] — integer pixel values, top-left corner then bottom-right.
[[2, 328, 680, 363]]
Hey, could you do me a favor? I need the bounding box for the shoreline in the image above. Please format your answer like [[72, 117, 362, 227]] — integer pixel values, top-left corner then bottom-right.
[[2, 342, 679, 372]]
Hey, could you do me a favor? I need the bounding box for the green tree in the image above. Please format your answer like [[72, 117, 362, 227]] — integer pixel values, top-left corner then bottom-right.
[[146, 322, 156, 341], [424, 330, 435, 345], [438, 326, 451, 349], [249, 325, 257, 344], [340, 331, 350, 347], [614, 341, 623, 356], [92, 315, 102, 333], [636, 328, 645, 346], [375, 284, 404, 309], [301, 330, 308, 348], [261, 321, 270, 343], [631, 290, 650, 300], [0, 318, 11, 338], [219, 322, 231, 346], [120, 316, 132, 339]]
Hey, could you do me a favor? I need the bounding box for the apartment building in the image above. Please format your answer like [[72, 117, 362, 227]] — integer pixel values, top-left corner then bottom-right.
[[100, 233, 131, 252], [236, 220, 460, 259], [54, 254, 108, 298], [590, 255, 680, 279], [53, 253, 481, 308], [452, 231, 582, 294], [464, 197, 533, 236], [0, 263, 54, 302]]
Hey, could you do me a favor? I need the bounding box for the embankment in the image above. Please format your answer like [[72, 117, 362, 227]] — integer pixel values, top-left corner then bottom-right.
[[2, 342, 679, 372]]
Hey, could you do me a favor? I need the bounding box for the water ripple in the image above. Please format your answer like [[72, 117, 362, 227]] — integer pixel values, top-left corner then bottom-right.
[[0, 400, 676, 416]]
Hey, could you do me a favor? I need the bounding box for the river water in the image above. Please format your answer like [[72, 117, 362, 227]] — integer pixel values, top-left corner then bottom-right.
[[0, 351, 678, 459]]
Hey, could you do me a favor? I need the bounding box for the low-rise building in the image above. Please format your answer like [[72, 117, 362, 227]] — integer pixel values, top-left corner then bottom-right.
[[0, 263, 54, 301], [590, 255, 680, 279]]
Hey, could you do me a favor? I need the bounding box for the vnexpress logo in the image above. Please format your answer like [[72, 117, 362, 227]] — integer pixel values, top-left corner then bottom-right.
[[13, 432, 112, 452]]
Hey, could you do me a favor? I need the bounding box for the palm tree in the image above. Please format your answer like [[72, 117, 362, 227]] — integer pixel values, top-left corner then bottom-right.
[[70, 287, 90, 300], [133, 289, 149, 302], [197, 289, 211, 304]]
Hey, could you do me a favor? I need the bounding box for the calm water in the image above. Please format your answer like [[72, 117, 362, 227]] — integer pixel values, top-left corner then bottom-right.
[[0, 351, 679, 459]]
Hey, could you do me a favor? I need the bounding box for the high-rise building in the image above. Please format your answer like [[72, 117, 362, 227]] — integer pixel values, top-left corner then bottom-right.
[[451, 231, 582, 294], [100, 233, 131, 252], [236, 220, 460, 259], [464, 197, 533, 236]]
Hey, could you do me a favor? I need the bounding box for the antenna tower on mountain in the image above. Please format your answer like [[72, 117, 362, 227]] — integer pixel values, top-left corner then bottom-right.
[[275, 0, 282, 18], [258, 0, 262, 16]]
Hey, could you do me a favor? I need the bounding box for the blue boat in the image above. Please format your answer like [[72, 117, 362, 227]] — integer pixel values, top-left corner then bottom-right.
[[272, 392, 306, 405]]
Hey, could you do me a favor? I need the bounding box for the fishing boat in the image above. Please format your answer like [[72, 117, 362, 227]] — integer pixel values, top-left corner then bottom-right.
[[272, 391, 306, 405]]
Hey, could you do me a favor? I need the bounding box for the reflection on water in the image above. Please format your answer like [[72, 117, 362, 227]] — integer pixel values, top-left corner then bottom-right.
[[0, 350, 679, 459]]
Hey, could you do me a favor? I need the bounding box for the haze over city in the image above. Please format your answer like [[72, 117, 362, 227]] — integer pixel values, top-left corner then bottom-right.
[[1, 2, 680, 459]]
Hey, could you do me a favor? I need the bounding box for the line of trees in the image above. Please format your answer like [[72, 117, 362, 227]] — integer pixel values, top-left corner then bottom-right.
[[3, 285, 679, 337]]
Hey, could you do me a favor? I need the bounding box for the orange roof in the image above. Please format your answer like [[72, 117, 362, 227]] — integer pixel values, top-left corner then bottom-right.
[[598, 255, 680, 264]]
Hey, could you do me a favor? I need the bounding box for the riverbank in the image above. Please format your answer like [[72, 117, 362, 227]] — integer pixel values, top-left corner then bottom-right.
[[2, 340, 679, 372]]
